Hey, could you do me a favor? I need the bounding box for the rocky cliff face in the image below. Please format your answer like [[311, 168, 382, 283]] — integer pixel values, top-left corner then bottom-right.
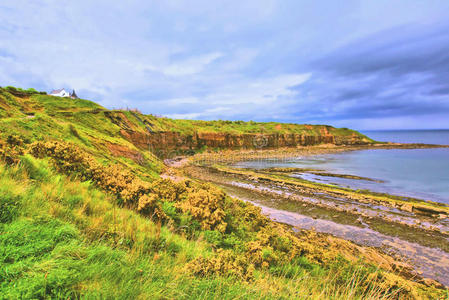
[[105, 111, 372, 156], [120, 130, 371, 155]]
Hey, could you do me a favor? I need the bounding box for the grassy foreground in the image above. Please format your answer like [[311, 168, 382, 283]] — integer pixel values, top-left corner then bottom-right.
[[0, 87, 446, 299], [2, 153, 444, 299]]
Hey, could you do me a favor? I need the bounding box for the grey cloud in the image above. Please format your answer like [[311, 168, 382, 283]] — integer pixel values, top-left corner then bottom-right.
[[282, 22, 449, 126], [314, 23, 449, 77]]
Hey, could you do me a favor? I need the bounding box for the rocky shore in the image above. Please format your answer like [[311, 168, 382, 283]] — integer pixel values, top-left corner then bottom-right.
[[165, 144, 449, 287]]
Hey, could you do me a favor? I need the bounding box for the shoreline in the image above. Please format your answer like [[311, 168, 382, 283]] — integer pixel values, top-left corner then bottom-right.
[[179, 163, 449, 287], [164, 145, 449, 287], [183, 143, 449, 215]]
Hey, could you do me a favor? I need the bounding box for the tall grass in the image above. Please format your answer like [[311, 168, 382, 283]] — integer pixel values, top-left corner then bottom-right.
[[1, 157, 444, 299]]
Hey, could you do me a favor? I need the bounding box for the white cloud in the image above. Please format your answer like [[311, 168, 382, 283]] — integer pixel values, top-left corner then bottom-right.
[[165, 106, 231, 119], [164, 112, 201, 119], [157, 73, 311, 120], [206, 73, 311, 105], [159, 52, 223, 76]]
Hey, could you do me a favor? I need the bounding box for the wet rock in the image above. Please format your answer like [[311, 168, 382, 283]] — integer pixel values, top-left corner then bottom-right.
[[401, 203, 413, 213], [421, 278, 444, 289], [384, 216, 393, 223]]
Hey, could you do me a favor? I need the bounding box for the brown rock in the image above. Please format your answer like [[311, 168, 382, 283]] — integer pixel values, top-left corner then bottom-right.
[[401, 203, 413, 212], [421, 278, 444, 289]]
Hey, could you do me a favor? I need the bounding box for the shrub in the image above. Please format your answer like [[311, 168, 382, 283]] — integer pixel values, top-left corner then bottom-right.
[[176, 183, 227, 232], [4, 86, 42, 97], [29, 141, 151, 206], [0, 136, 25, 165], [203, 230, 223, 247], [148, 179, 187, 202], [186, 249, 255, 281], [137, 194, 166, 220], [29, 141, 95, 178]]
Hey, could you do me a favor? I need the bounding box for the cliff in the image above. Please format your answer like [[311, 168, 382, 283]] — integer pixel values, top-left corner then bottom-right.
[[121, 130, 370, 154], [105, 110, 373, 154]]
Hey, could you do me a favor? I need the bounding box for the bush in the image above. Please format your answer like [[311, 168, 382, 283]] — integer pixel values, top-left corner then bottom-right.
[[203, 230, 223, 247], [4, 86, 42, 97], [176, 183, 227, 232], [137, 194, 166, 220], [29, 141, 151, 205], [186, 249, 255, 281], [0, 136, 25, 165]]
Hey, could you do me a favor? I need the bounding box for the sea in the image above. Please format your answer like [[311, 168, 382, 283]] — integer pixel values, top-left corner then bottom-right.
[[234, 130, 449, 204]]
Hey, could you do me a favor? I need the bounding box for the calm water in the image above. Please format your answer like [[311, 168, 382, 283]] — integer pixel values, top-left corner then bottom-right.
[[361, 129, 449, 145], [235, 130, 449, 204]]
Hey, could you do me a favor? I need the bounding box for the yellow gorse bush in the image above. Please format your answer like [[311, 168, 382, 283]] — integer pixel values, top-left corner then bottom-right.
[[27, 141, 228, 230], [0, 135, 25, 165], [187, 249, 255, 281], [177, 183, 227, 232], [137, 193, 167, 220], [29, 141, 153, 206]]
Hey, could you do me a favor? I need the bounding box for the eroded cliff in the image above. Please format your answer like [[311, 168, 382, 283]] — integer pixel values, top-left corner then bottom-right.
[[106, 111, 373, 155]]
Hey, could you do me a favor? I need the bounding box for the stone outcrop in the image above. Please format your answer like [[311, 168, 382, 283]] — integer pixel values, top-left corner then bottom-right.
[[106, 111, 372, 155], [120, 130, 370, 153]]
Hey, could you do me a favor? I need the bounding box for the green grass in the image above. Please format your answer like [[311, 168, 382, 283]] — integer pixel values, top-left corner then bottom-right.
[[0, 154, 444, 299], [0, 159, 264, 299], [143, 114, 369, 137]]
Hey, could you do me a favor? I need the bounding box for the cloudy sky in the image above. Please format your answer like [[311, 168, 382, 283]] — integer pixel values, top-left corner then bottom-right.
[[1, 1, 449, 129]]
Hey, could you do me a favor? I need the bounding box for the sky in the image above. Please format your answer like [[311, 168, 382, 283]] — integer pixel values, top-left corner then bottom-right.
[[1, 1, 449, 130]]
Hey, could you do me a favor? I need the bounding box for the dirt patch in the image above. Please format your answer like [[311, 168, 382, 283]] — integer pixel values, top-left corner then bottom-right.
[[107, 143, 146, 165]]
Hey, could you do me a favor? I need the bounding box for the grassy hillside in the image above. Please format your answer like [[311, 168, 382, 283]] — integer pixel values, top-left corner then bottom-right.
[[0, 86, 373, 143], [143, 114, 364, 136], [0, 87, 164, 179], [0, 87, 442, 299]]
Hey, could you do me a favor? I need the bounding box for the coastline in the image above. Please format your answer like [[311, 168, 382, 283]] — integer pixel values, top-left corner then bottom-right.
[[164, 143, 449, 287]]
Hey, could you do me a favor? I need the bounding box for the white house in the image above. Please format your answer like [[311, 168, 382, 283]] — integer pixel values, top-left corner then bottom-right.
[[50, 88, 71, 97]]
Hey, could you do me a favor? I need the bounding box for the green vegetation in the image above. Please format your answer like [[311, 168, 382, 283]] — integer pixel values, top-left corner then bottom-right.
[[143, 113, 368, 137], [2, 145, 443, 298], [0, 87, 444, 298], [0, 86, 373, 144]]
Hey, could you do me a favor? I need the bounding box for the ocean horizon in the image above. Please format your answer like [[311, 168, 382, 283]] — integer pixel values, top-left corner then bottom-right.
[[360, 129, 449, 145]]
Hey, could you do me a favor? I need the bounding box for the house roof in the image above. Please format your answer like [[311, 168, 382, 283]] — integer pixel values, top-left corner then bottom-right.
[[50, 88, 67, 94]]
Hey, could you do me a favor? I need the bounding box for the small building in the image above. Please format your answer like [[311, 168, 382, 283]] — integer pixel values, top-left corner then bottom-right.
[[50, 88, 79, 99], [50, 88, 71, 97]]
